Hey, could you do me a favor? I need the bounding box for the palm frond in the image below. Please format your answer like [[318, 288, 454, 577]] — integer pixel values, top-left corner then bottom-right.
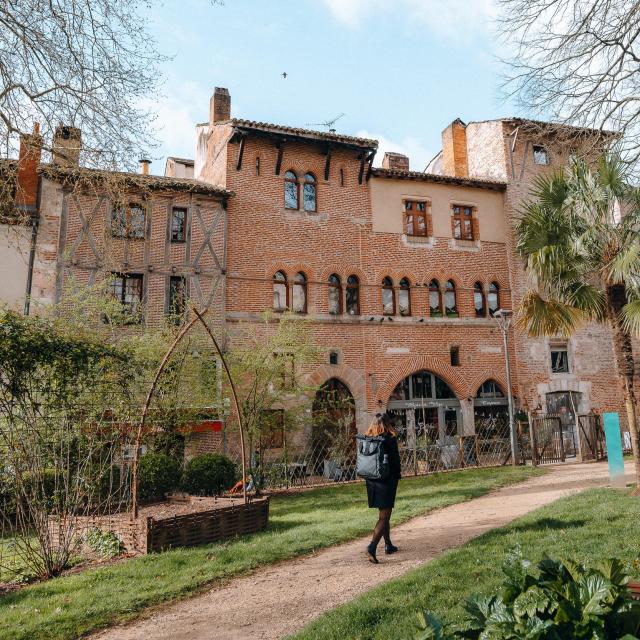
[[562, 283, 606, 321], [608, 243, 640, 285], [621, 300, 640, 338], [516, 290, 587, 338]]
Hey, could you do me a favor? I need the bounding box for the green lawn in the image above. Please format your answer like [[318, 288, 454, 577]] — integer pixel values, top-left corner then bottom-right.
[[290, 487, 640, 640], [0, 465, 539, 640]]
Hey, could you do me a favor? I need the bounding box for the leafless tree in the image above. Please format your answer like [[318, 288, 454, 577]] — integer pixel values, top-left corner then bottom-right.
[[0, 0, 168, 170], [497, 0, 640, 168]]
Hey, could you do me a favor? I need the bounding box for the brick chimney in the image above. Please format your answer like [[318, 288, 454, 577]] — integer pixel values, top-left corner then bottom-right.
[[52, 125, 82, 167], [16, 123, 43, 213], [210, 87, 231, 124], [382, 152, 409, 172], [442, 119, 468, 178]]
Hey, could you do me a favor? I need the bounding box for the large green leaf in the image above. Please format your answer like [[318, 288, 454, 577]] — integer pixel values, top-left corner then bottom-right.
[[513, 587, 550, 619]]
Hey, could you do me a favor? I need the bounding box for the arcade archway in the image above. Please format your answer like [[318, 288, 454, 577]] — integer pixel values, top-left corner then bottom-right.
[[312, 378, 356, 477], [387, 370, 460, 445]]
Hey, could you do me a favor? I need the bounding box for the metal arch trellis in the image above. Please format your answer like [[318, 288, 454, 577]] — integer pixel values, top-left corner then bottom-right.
[[130, 306, 247, 518]]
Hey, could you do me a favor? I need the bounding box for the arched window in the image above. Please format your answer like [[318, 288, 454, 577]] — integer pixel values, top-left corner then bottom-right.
[[399, 278, 411, 316], [346, 275, 360, 315], [429, 279, 442, 316], [444, 280, 457, 315], [284, 171, 298, 209], [303, 172, 317, 212], [273, 271, 288, 311], [292, 272, 307, 313], [474, 282, 486, 317], [488, 282, 500, 315], [477, 380, 505, 398], [328, 274, 342, 314], [382, 276, 395, 315]]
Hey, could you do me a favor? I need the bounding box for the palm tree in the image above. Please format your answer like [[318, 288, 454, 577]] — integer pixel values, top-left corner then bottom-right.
[[515, 153, 640, 487]]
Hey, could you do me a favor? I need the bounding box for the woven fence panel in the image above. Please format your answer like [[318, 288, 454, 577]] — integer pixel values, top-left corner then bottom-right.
[[147, 497, 270, 552]]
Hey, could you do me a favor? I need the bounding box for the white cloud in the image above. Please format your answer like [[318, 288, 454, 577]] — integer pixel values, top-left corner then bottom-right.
[[357, 130, 434, 172], [323, 0, 496, 38]]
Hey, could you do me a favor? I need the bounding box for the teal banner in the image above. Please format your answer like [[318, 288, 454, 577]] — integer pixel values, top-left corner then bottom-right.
[[603, 412, 626, 488]]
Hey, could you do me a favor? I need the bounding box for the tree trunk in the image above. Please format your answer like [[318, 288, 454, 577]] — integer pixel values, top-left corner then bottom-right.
[[606, 284, 640, 488]]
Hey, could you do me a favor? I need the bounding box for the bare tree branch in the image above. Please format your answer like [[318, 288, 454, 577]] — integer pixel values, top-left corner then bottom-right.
[[0, 0, 171, 170], [497, 0, 640, 170]]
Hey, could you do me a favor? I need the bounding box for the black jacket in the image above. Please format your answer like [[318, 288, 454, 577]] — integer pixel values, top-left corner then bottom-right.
[[385, 434, 402, 480]]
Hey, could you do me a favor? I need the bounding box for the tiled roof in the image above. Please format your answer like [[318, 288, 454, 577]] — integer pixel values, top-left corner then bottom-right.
[[471, 117, 618, 137], [204, 118, 378, 149], [39, 164, 232, 198], [371, 167, 506, 190], [166, 156, 195, 165]]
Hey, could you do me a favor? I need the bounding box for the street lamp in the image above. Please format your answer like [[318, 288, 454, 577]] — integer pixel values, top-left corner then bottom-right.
[[493, 309, 519, 466]]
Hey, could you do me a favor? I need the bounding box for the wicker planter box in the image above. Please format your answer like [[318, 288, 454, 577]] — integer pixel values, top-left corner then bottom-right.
[[147, 497, 269, 552], [48, 496, 270, 555]]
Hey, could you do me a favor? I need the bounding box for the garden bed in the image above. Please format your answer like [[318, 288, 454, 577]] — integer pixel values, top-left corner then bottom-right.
[[48, 495, 270, 555]]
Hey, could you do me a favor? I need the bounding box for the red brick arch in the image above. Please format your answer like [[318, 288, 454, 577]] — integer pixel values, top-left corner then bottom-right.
[[306, 364, 368, 430], [375, 356, 468, 405], [265, 263, 314, 281], [466, 372, 513, 400]]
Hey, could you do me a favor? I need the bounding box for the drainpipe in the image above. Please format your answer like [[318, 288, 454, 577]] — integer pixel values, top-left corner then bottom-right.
[[23, 176, 42, 316]]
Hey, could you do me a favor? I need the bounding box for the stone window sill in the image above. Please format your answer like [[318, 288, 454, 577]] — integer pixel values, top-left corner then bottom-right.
[[449, 238, 481, 252], [402, 234, 435, 248], [283, 208, 328, 221]]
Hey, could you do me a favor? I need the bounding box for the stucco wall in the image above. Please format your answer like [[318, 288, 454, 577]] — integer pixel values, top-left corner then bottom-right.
[[0, 224, 30, 309], [370, 177, 506, 243]]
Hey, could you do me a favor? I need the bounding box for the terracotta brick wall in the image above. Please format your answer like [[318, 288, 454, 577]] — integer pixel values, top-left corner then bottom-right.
[[216, 131, 516, 432]]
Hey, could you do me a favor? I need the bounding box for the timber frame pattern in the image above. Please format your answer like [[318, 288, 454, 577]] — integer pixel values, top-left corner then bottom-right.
[[41, 166, 231, 317]]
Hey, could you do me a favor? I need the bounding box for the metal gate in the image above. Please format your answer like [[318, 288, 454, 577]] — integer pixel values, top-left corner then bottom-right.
[[530, 415, 566, 464], [577, 414, 605, 461]]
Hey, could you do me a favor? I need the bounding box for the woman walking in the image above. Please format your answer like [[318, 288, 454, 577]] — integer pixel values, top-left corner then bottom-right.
[[364, 413, 401, 564]]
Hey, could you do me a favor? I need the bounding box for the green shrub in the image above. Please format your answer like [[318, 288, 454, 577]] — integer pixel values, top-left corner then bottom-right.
[[416, 546, 640, 639], [85, 528, 123, 558], [138, 453, 181, 502], [183, 454, 236, 496]]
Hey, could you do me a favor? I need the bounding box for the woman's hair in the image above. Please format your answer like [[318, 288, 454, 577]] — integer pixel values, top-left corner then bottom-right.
[[365, 412, 397, 437]]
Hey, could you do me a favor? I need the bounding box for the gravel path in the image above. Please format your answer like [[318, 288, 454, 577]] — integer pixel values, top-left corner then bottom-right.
[[94, 461, 632, 640]]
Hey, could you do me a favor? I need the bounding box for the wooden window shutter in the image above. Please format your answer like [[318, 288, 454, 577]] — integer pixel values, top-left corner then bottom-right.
[[450, 215, 456, 238], [426, 213, 433, 237], [472, 215, 480, 240]]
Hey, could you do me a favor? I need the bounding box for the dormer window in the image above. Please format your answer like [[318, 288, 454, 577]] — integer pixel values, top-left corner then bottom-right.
[[533, 145, 550, 165]]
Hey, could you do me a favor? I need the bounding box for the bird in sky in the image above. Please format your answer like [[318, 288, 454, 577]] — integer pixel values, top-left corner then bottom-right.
[[282, 72, 287, 79]]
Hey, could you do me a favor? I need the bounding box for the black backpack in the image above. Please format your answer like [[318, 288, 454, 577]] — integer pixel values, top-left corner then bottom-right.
[[355, 435, 389, 480]]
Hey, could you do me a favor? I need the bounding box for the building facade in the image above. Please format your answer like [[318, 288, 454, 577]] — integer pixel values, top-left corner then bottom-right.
[[0, 87, 627, 468]]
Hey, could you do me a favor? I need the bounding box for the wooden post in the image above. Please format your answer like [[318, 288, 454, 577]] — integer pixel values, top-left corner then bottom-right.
[[528, 412, 538, 466]]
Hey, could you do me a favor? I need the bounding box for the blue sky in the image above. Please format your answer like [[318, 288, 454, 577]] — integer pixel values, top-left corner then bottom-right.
[[144, 0, 517, 172]]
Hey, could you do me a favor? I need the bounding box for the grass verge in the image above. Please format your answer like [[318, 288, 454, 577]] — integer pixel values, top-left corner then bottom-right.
[[0, 465, 540, 640], [290, 486, 640, 640]]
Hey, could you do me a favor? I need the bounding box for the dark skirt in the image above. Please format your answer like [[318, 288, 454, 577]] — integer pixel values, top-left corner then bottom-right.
[[366, 478, 399, 509]]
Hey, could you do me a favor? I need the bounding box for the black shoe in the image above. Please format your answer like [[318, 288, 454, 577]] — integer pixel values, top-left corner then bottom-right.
[[366, 544, 379, 564], [384, 544, 398, 555]]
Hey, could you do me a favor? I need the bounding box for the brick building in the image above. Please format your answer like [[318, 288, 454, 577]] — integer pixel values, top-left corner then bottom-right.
[[0, 87, 626, 466], [4, 124, 231, 328]]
